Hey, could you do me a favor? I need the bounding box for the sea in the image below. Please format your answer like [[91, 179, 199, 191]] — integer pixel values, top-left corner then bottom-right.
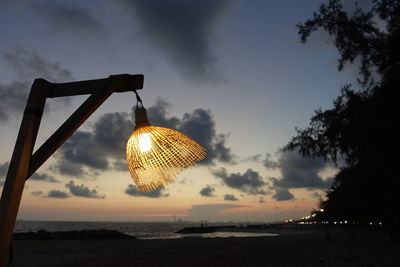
[[13, 220, 278, 239]]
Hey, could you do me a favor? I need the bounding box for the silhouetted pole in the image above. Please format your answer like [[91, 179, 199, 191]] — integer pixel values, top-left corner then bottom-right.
[[0, 74, 143, 265]]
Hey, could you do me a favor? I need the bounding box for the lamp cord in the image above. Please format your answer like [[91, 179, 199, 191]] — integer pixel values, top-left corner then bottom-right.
[[133, 90, 144, 108]]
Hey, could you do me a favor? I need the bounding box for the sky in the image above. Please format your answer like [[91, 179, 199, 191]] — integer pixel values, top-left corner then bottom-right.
[[0, 0, 361, 222]]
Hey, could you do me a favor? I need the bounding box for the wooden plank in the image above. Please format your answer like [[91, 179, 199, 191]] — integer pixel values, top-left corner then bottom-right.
[[27, 74, 132, 178], [48, 74, 143, 98], [0, 79, 51, 265]]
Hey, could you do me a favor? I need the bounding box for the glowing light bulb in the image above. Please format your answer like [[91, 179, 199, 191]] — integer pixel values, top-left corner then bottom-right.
[[138, 133, 151, 152], [126, 106, 206, 192]]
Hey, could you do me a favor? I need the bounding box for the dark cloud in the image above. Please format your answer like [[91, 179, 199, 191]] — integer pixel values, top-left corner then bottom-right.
[[56, 132, 109, 177], [180, 108, 235, 165], [2, 45, 73, 82], [263, 153, 278, 169], [117, 0, 236, 82], [47, 189, 69, 198], [93, 112, 134, 158], [148, 99, 235, 164], [53, 111, 134, 176], [0, 81, 29, 121], [145, 98, 180, 129], [213, 168, 267, 195], [30, 1, 105, 40], [30, 173, 59, 183], [53, 98, 234, 176], [0, 45, 73, 121], [53, 160, 85, 177], [199, 185, 216, 197], [271, 150, 334, 190], [272, 188, 294, 201], [125, 184, 169, 198], [51, 114, 128, 176], [31, 191, 43, 197], [65, 181, 105, 199], [224, 194, 238, 201], [241, 154, 262, 163], [186, 203, 250, 220]]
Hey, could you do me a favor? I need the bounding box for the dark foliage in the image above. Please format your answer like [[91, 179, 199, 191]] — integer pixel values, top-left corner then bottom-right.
[[286, 0, 400, 225]]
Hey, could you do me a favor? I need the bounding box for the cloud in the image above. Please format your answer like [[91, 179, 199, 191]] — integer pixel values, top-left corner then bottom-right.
[[54, 111, 133, 177], [145, 98, 180, 129], [2, 45, 73, 82], [241, 154, 262, 163], [199, 185, 216, 197], [53, 98, 234, 176], [263, 153, 278, 169], [148, 99, 236, 165], [30, 173, 59, 183], [52, 160, 85, 177], [125, 184, 169, 198], [31, 190, 43, 197], [0, 81, 29, 122], [55, 132, 109, 177], [47, 189, 69, 198], [272, 188, 294, 201], [92, 112, 134, 164], [1, 162, 58, 185], [65, 181, 105, 199], [180, 108, 235, 164], [30, 1, 105, 40], [213, 167, 267, 195], [0, 45, 73, 121], [117, 0, 236, 82], [186, 203, 250, 220], [224, 194, 238, 201], [53, 111, 132, 176], [271, 150, 334, 190]]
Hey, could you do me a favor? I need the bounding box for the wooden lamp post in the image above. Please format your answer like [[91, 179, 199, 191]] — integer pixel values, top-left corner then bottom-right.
[[0, 74, 144, 264]]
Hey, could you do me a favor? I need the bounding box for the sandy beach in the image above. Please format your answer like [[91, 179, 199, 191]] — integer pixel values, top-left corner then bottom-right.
[[9, 227, 400, 266]]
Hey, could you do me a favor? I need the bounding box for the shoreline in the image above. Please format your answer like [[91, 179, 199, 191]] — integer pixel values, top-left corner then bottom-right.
[[10, 227, 400, 266]]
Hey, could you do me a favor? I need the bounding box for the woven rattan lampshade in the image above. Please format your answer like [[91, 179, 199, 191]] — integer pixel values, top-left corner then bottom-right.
[[126, 107, 206, 192]]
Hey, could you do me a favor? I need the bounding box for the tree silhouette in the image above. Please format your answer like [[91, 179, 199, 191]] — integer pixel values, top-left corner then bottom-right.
[[286, 0, 400, 226]]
